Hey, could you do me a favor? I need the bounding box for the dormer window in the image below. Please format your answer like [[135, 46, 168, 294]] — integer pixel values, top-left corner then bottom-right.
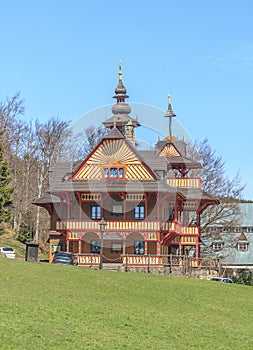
[[103, 166, 125, 179], [212, 242, 223, 251], [237, 242, 248, 252], [237, 233, 249, 251]]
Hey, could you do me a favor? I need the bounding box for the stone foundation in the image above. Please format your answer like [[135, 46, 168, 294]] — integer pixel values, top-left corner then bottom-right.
[[117, 265, 220, 279]]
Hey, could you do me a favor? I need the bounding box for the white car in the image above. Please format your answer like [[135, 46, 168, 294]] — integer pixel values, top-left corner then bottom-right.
[[0, 247, 15, 259], [209, 277, 234, 284]]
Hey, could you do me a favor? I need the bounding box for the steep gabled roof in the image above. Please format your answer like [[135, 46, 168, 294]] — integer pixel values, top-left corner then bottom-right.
[[71, 128, 157, 181], [156, 140, 186, 157], [238, 232, 248, 242]]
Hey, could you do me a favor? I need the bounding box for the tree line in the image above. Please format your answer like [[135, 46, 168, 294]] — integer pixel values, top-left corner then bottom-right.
[[0, 93, 106, 248]]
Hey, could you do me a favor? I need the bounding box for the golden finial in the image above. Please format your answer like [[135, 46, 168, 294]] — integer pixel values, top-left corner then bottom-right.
[[119, 60, 122, 81], [168, 95, 171, 108]]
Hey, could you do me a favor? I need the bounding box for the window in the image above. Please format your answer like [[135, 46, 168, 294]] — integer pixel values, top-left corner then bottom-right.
[[134, 241, 144, 255], [246, 227, 253, 233], [103, 167, 125, 179], [234, 227, 241, 233], [111, 242, 123, 253], [104, 168, 109, 178], [90, 240, 100, 254], [212, 242, 223, 251], [238, 243, 248, 252], [110, 168, 118, 178], [134, 205, 145, 220], [119, 168, 124, 178], [112, 202, 124, 215], [222, 227, 230, 233], [91, 206, 101, 219], [168, 208, 174, 221]]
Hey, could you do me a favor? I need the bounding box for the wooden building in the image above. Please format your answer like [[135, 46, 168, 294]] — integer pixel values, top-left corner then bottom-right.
[[202, 203, 253, 273], [34, 65, 217, 267]]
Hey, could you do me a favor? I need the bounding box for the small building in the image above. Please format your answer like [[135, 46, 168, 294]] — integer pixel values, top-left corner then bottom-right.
[[33, 66, 217, 268]]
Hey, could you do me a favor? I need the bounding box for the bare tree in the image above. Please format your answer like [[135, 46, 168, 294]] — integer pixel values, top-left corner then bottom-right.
[[187, 138, 245, 232], [0, 92, 25, 150], [34, 117, 72, 242], [83, 125, 107, 156]]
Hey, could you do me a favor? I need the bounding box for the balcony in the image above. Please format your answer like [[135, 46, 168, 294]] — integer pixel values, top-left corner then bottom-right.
[[56, 220, 198, 238], [56, 219, 176, 232]]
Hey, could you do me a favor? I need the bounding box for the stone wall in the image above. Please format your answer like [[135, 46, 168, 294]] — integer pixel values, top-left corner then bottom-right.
[[118, 265, 220, 279]]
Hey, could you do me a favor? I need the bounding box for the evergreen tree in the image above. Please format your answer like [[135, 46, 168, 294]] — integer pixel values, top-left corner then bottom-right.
[[0, 134, 13, 231]]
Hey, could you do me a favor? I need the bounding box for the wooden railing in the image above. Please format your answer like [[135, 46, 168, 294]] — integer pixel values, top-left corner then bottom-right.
[[74, 253, 220, 270], [181, 226, 199, 235], [167, 178, 202, 188], [56, 220, 198, 237], [76, 254, 100, 266], [56, 220, 178, 232], [122, 255, 163, 266], [162, 255, 220, 268]]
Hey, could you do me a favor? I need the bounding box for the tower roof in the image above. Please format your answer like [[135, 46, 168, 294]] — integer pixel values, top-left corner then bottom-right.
[[103, 62, 140, 130], [164, 95, 176, 142], [164, 95, 176, 118], [113, 61, 128, 98]]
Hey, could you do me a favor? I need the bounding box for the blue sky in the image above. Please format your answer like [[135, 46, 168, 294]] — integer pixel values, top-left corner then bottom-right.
[[1, 0, 253, 199]]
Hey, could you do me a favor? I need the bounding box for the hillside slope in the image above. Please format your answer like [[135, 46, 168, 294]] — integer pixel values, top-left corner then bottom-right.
[[0, 258, 252, 350]]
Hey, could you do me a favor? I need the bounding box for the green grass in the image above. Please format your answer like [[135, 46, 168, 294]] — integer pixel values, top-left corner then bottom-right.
[[0, 257, 252, 350]]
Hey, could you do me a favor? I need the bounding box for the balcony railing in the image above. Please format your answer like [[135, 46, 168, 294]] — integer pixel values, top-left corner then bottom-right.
[[167, 178, 202, 188], [56, 220, 177, 232], [56, 220, 198, 236], [181, 226, 199, 235]]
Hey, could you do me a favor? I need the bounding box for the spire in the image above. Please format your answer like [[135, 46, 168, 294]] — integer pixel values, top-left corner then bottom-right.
[[113, 60, 128, 99], [103, 62, 140, 138], [111, 61, 130, 115], [118, 60, 122, 81], [164, 95, 176, 118], [164, 95, 176, 141]]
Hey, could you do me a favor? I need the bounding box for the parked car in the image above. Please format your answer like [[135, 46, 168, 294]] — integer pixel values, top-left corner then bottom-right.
[[52, 251, 75, 265], [0, 247, 15, 259], [209, 277, 234, 284]]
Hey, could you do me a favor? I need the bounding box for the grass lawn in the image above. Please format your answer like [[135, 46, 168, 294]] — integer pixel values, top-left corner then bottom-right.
[[0, 257, 252, 350]]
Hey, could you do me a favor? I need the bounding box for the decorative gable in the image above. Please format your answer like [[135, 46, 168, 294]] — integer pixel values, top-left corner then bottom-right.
[[237, 232, 249, 251], [72, 138, 156, 181], [159, 144, 180, 157]]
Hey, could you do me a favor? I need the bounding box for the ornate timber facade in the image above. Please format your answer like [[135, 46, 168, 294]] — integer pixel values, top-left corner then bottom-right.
[[34, 65, 218, 267]]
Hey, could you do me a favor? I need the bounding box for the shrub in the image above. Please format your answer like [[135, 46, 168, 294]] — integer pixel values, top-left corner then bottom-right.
[[235, 270, 253, 286]]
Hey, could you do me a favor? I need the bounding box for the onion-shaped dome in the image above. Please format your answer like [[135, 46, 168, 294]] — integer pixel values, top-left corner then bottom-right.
[[112, 102, 131, 115]]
